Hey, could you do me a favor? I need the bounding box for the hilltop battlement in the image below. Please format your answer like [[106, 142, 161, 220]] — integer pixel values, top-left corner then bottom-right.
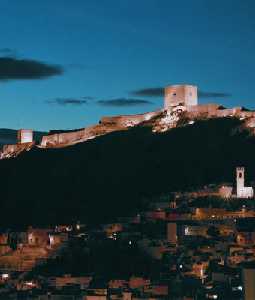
[[1, 84, 255, 159]]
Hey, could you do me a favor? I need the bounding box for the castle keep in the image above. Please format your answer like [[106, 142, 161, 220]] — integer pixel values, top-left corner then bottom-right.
[[17, 129, 33, 144], [164, 84, 198, 110]]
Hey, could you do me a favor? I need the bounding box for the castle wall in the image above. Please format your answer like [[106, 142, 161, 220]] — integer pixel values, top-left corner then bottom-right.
[[100, 110, 161, 127], [34, 105, 255, 150], [40, 111, 162, 148], [186, 103, 220, 117], [1, 143, 34, 159], [41, 129, 86, 147], [40, 124, 119, 148], [186, 104, 255, 121], [2, 144, 18, 153], [245, 117, 255, 128], [216, 108, 238, 117]]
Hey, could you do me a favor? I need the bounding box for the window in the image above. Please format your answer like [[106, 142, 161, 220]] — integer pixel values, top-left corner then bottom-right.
[[173, 93, 176, 96], [239, 172, 242, 178]]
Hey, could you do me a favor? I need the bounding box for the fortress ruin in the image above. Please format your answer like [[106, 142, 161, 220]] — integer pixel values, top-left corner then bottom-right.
[[2, 84, 255, 158]]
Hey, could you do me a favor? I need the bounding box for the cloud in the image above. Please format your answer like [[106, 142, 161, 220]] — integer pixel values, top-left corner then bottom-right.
[[47, 98, 88, 106], [131, 87, 164, 97], [48, 97, 152, 107], [97, 98, 153, 107], [131, 87, 231, 98], [82, 96, 95, 101], [0, 57, 63, 81]]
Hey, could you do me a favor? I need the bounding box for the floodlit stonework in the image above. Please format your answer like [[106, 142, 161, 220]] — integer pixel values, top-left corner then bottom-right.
[[17, 129, 33, 144], [218, 168, 254, 199], [236, 167, 254, 198], [164, 84, 198, 110], [3, 84, 255, 159], [219, 186, 233, 198], [39, 110, 161, 148]]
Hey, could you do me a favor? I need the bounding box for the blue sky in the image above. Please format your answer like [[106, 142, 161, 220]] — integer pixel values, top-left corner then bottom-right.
[[0, 0, 255, 131]]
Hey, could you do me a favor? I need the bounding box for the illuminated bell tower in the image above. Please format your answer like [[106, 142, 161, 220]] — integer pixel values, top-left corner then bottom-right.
[[236, 167, 245, 198]]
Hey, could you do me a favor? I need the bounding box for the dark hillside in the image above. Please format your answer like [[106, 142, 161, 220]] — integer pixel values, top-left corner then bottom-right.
[[0, 117, 254, 227]]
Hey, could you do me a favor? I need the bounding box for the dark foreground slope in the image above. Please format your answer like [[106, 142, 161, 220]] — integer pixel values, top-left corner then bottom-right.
[[0, 117, 255, 227]]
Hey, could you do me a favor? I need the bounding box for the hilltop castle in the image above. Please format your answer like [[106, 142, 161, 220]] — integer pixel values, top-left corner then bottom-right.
[[2, 84, 255, 158]]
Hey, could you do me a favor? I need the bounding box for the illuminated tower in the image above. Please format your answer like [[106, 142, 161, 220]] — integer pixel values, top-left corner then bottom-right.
[[236, 167, 245, 198], [17, 129, 33, 144], [164, 84, 198, 110]]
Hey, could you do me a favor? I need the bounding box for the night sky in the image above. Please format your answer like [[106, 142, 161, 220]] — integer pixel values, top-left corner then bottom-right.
[[0, 0, 255, 131]]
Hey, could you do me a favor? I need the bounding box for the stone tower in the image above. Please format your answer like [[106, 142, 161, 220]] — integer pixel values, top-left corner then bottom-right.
[[164, 84, 198, 110], [236, 167, 245, 198], [17, 129, 33, 144]]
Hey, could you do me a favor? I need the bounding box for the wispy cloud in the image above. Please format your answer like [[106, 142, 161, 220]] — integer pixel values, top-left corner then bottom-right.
[[0, 57, 63, 81], [47, 98, 88, 106], [131, 86, 231, 98], [131, 87, 164, 97], [82, 96, 95, 101], [97, 98, 153, 107]]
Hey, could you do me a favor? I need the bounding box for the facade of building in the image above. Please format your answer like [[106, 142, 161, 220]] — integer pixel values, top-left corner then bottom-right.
[[17, 129, 33, 144], [164, 84, 198, 110], [236, 167, 254, 198]]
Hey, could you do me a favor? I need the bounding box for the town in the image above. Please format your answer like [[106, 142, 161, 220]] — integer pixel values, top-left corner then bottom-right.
[[1, 85, 255, 299], [0, 165, 255, 299]]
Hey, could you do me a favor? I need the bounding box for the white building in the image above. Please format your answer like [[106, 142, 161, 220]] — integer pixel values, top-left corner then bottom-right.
[[236, 167, 254, 198]]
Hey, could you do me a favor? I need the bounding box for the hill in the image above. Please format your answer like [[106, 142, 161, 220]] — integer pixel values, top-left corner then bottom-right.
[[0, 117, 255, 227]]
